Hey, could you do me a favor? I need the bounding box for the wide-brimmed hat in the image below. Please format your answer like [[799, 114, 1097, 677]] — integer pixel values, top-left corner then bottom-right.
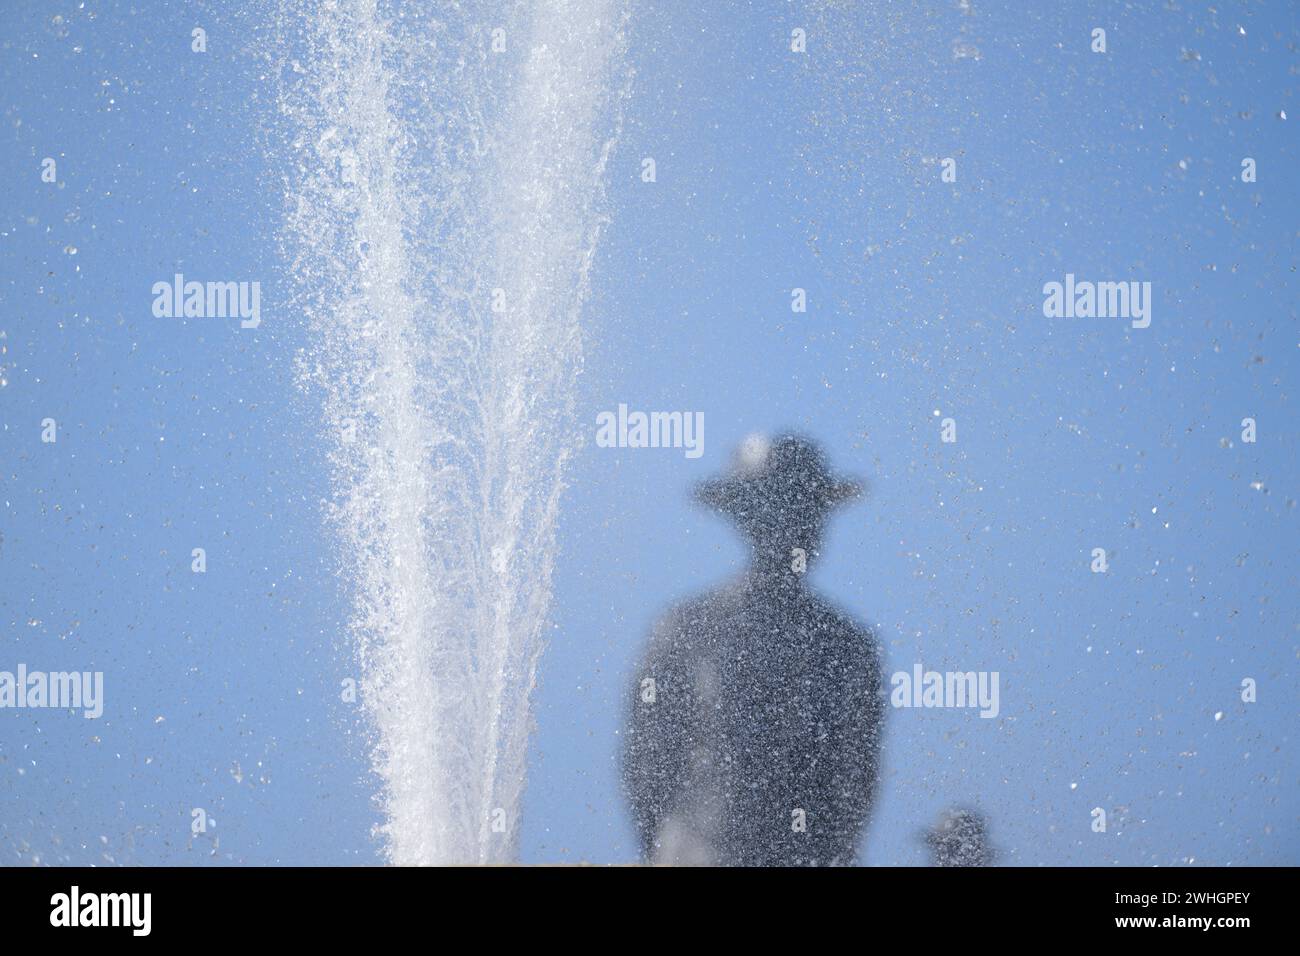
[[694, 432, 862, 520]]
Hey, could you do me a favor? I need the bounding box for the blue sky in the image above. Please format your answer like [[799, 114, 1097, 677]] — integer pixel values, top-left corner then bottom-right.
[[1, 1, 1296, 865]]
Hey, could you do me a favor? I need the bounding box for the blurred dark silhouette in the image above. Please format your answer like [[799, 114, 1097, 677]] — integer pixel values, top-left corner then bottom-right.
[[924, 808, 993, 866], [621, 433, 884, 865]]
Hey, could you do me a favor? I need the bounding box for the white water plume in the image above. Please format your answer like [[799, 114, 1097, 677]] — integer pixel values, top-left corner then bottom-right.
[[276, 0, 628, 864]]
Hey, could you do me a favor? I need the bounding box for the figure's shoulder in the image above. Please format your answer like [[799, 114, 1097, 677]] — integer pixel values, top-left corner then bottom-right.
[[805, 592, 883, 659], [651, 580, 746, 631], [642, 581, 748, 662]]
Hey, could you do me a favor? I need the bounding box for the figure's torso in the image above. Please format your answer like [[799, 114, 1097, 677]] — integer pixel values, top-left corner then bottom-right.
[[625, 577, 884, 866]]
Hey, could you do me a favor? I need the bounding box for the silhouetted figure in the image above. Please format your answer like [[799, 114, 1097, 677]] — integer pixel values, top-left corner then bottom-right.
[[621, 433, 884, 866], [924, 808, 992, 866]]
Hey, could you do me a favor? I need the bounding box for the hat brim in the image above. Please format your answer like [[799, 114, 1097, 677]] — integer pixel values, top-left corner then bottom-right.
[[694, 475, 863, 511]]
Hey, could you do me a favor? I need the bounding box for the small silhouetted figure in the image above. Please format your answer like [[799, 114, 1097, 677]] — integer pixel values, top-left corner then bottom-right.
[[924, 808, 992, 866], [621, 433, 884, 866]]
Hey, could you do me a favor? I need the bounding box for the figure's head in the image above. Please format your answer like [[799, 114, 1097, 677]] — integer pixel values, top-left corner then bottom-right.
[[694, 432, 862, 575], [923, 808, 992, 867]]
